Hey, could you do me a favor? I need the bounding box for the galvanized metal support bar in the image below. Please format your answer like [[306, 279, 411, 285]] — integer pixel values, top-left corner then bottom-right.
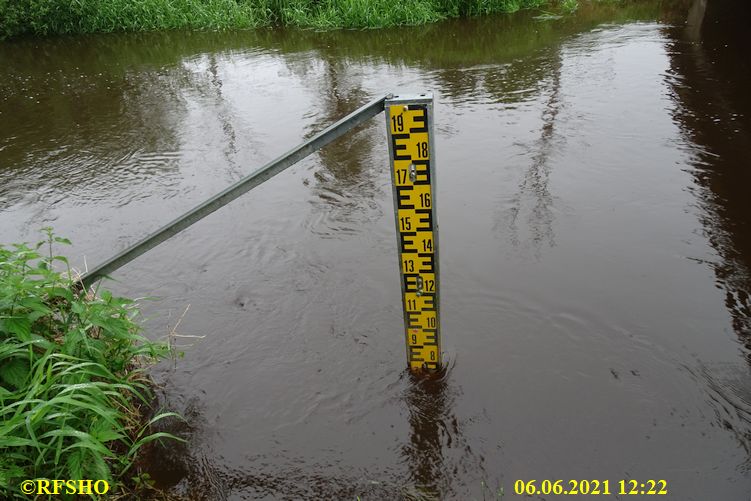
[[79, 95, 387, 288]]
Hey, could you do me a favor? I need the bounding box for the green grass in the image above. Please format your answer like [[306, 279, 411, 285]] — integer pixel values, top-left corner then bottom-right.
[[0, 0, 577, 39], [0, 229, 180, 499]]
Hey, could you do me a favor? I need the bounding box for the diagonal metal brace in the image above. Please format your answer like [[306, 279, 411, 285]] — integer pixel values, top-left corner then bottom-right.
[[79, 95, 387, 288]]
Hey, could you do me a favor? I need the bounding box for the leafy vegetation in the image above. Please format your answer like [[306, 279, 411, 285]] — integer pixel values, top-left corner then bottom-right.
[[0, 230, 180, 499], [0, 0, 577, 39]]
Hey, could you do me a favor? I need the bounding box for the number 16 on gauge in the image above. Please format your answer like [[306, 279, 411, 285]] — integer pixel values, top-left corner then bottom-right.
[[385, 94, 441, 372]]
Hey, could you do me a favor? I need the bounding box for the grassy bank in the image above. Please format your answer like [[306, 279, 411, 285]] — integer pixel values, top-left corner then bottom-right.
[[0, 0, 568, 40], [0, 230, 179, 499]]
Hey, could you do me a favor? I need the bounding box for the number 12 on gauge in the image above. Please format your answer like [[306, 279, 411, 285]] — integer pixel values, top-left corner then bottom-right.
[[385, 94, 441, 372]]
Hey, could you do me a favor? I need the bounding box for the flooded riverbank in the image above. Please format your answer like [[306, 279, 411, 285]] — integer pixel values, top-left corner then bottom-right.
[[2, 1, 750, 498]]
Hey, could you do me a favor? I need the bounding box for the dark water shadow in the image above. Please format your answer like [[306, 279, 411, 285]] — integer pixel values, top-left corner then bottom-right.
[[663, 0, 751, 469]]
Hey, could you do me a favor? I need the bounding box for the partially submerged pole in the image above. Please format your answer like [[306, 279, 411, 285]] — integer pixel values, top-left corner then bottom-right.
[[385, 94, 442, 372]]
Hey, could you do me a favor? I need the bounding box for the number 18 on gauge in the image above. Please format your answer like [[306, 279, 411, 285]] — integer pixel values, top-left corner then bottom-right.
[[385, 94, 441, 372]]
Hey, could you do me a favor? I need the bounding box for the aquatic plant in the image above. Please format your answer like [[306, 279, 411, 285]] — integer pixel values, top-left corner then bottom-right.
[[0, 229, 181, 499]]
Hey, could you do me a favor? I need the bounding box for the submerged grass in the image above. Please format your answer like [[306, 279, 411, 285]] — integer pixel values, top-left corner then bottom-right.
[[0, 229, 180, 499], [1, 0, 573, 39]]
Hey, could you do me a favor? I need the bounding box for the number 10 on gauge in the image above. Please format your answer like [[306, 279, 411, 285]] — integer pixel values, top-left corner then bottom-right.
[[385, 94, 441, 372]]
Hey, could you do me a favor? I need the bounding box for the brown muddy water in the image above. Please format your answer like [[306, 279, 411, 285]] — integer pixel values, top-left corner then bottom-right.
[[2, 0, 751, 499]]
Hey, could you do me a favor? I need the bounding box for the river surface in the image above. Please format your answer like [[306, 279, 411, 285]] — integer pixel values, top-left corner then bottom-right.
[[2, 0, 751, 499]]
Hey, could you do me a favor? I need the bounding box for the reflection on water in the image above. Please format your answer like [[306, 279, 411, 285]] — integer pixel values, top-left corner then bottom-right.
[[400, 369, 487, 500], [303, 54, 383, 238], [664, 0, 751, 463], [3, 0, 751, 498], [206, 53, 240, 177], [402, 373, 450, 500], [668, 0, 751, 350], [0, 51, 186, 209], [146, 369, 483, 500], [500, 48, 562, 257]]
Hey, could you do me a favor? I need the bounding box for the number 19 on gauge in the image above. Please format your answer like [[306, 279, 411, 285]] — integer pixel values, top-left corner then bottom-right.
[[385, 94, 441, 372]]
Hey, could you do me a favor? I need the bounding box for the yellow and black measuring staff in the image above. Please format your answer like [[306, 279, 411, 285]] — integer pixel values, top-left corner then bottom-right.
[[385, 94, 441, 372]]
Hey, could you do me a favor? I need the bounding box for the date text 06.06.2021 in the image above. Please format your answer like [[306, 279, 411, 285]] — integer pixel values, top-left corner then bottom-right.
[[514, 479, 667, 496]]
